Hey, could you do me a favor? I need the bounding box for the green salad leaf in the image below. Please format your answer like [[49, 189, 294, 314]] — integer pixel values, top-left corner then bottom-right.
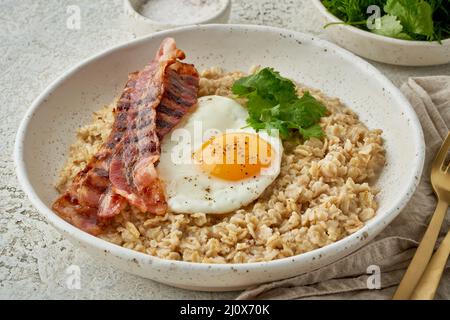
[[322, 0, 386, 22], [384, 0, 434, 38], [372, 14, 412, 39], [232, 68, 328, 140], [321, 0, 450, 42]]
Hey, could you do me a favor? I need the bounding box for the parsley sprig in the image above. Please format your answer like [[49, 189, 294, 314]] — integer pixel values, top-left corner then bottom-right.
[[232, 68, 328, 140]]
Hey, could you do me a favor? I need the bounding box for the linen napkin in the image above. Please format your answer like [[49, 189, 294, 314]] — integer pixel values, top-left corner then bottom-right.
[[237, 76, 450, 300]]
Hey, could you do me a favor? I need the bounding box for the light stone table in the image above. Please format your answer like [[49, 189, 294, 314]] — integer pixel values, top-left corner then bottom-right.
[[1, 0, 449, 300]]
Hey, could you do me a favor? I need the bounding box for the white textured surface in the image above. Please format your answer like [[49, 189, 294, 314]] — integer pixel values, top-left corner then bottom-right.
[[0, 0, 449, 300]]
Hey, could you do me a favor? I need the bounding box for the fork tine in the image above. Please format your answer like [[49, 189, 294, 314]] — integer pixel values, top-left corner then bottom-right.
[[433, 132, 450, 170]]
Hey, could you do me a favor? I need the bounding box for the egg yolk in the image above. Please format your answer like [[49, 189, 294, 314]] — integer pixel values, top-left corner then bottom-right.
[[194, 133, 273, 181]]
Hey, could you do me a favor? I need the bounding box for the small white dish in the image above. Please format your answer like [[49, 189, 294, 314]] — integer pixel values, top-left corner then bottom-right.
[[123, 0, 231, 36], [15, 24, 425, 291], [312, 0, 450, 66]]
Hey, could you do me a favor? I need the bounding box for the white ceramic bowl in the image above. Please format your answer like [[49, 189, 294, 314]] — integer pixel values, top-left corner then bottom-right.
[[123, 0, 231, 35], [312, 0, 450, 66], [15, 24, 425, 292]]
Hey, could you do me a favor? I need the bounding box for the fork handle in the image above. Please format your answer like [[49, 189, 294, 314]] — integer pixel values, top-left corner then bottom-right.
[[410, 230, 450, 300], [393, 200, 449, 300]]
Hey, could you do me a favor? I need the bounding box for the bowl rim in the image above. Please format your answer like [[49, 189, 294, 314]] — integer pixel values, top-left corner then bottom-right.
[[123, 0, 231, 27], [311, 0, 450, 46], [14, 23, 425, 273]]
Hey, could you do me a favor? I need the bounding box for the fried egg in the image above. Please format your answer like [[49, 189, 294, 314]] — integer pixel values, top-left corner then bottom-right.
[[157, 95, 283, 214]]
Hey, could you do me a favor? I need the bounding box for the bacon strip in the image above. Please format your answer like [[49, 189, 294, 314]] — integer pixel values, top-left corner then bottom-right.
[[53, 38, 199, 235]]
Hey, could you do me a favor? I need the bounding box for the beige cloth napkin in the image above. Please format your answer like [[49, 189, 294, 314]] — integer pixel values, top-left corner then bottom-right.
[[238, 76, 450, 300]]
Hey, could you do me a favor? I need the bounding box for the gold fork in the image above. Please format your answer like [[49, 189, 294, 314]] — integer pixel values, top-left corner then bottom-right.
[[393, 132, 450, 300], [410, 229, 450, 299]]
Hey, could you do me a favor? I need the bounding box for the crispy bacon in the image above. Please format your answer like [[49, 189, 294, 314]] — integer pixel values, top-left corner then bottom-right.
[[52, 38, 199, 235]]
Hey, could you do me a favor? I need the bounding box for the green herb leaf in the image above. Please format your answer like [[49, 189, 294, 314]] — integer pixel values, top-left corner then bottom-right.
[[300, 124, 326, 140], [282, 92, 328, 129], [232, 68, 328, 140], [384, 0, 434, 37], [371, 14, 412, 39], [233, 68, 297, 103]]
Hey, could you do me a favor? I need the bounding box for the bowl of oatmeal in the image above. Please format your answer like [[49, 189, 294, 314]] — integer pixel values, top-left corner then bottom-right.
[[15, 24, 424, 291]]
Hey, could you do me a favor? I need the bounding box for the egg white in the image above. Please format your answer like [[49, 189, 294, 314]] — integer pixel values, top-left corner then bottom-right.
[[157, 95, 283, 214]]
